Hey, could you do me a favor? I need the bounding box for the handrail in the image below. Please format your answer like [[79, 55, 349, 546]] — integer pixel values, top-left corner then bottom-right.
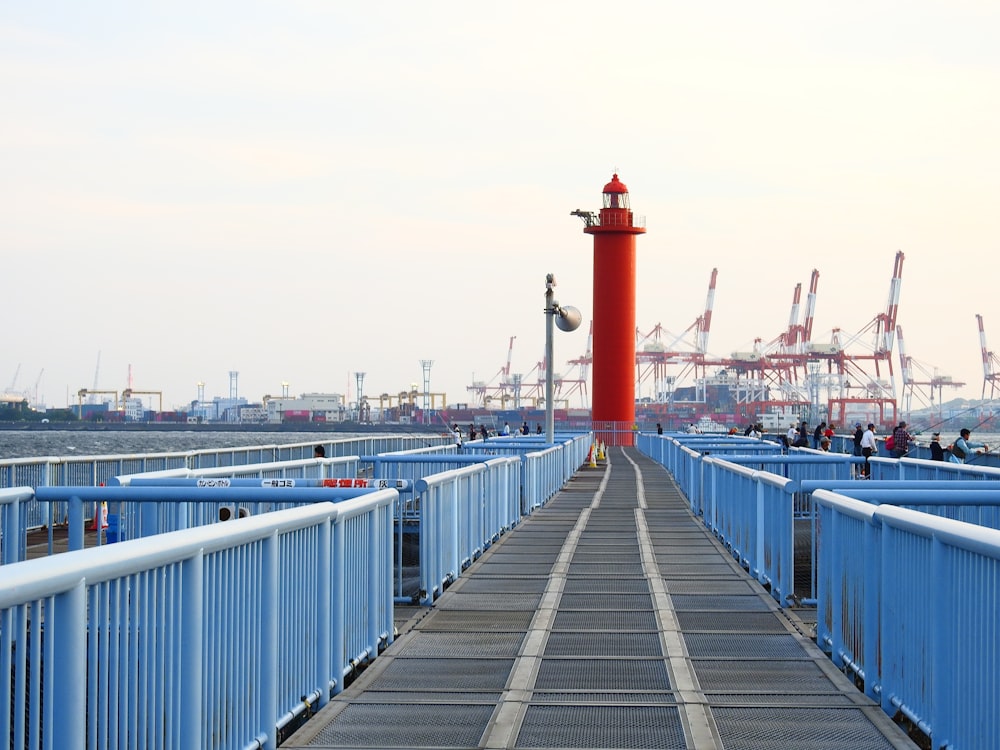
[[1, 491, 396, 750]]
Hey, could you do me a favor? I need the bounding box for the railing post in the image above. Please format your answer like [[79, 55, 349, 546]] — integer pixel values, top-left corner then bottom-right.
[[180, 552, 204, 747], [51, 581, 86, 750], [317, 518, 332, 705], [260, 531, 279, 750], [68, 494, 84, 551], [368, 505, 380, 657], [332, 515, 346, 693], [864, 516, 880, 702], [755, 478, 765, 584]]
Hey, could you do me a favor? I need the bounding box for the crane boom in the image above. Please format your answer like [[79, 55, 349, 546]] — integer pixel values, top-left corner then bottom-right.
[[875, 251, 905, 354], [802, 269, 819, 347], [697, 268, 717, 354], [977, 313, 1000, 400]]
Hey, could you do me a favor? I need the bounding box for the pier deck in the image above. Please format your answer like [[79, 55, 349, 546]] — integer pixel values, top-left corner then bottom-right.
[[283, 446, 919, 750]]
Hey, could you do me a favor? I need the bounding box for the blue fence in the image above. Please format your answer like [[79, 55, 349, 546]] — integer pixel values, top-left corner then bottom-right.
[[413, 457, 520, 604], [814, 491, 1000, 750], [1, 431, 591, 750], [0, 435, 449, 539], [1, 491, 394, 750], [639, 431, 1000, 750]]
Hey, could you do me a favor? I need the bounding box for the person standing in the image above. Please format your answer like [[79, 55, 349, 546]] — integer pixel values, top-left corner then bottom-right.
[[502, 422, 511, 436], [657, 423, 663, 435], [852, 423, 864, 457], [796, 421, 809, 448], [785, 423, 798, 451], [890, 421, 913, 458], [520, 421, 530, 435], [535, 423, 543, 435], [453, 424, 463, 448], [860, 423, 877, 477], [468, 424, 476, 442], [929, 432, 945, 461], [813, 421, 826, 450], [948, 428, 989, 464]]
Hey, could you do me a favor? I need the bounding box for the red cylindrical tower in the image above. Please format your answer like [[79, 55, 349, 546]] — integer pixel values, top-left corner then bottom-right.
[[582, 174, 646, 445]]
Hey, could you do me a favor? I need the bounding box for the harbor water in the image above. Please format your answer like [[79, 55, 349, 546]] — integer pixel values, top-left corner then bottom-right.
[[0, 429, 385, 460]]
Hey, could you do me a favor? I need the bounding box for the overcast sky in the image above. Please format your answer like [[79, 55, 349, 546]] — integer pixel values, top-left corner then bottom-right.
[[3, 2, 999, 412]]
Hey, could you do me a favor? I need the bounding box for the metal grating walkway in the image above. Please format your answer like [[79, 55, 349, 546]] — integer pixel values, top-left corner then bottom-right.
[[283, 447, 919, 750]]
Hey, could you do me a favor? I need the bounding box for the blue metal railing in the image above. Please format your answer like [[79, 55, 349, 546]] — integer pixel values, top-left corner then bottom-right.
[[0, 490, 395, 750], [814, 491, 1000, 750], [639, 431, 1000, 750], [0, 436, 448, 563], [2, 432, 592, 750], [413, 457, 522, 604]]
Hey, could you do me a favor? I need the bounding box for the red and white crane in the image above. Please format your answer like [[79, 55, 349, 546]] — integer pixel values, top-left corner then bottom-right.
[[558, 320, 593, 407], [467, 335, 518, 407], [697, 267, 718, 355], [634, 268, 720, 387], [977, 314, 1000, 400], [826, 251, 905, 427], [897, 324, 964, 415]]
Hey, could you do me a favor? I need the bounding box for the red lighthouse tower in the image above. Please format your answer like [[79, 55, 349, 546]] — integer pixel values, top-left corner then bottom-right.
[[578, 174, 646, 445]]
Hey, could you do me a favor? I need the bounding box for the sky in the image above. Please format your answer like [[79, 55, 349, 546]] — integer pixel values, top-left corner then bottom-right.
[[2, 2, 999, 413]]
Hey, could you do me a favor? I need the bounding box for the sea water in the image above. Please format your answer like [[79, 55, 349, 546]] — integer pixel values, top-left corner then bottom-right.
[[0, 430, 369, 460]]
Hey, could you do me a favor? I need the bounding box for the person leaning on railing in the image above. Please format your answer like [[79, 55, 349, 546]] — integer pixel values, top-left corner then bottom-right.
[[947, 428, 989, 464], [890, 421, 913, 458], [929, 432, 945, 461]]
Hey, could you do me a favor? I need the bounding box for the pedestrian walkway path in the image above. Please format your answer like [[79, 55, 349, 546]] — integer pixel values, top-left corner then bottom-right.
[[283, 446, 919, 749]]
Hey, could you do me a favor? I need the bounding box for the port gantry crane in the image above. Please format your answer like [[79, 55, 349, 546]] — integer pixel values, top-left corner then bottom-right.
[[976, 313, 1000, 400], [467, 335, 518, 408], [76, 388, 120, 415], [708, 269, 820, 424], [823, 250, 905, 428], [896, 325, 964, 416], [558, 320, 592, 408], [121, 388, 163, 414], [634, 268, 719, 397]]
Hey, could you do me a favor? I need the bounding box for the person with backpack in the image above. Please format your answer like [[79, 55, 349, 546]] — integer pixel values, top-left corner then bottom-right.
[[889, 421, 913, 458], [948, 428, 989, 464]]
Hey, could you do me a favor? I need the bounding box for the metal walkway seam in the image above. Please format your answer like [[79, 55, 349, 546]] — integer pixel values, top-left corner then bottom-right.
[[479, 460, 612, 749]]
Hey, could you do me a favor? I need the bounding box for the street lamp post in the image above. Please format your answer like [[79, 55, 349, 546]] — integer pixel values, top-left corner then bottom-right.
[[544, 273, 582, 443]]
